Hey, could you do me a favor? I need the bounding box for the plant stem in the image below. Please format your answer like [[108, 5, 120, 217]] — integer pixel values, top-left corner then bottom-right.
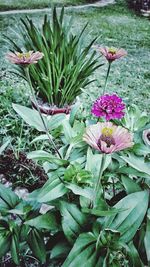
[[25, 67, 62, 159], [112, 177, 116, 197], [94, 153, 106, 207], [103, 62, 111, 94]]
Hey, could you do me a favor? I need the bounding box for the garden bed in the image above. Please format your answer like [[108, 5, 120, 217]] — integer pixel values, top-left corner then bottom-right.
[[0, 1, 150, 266]]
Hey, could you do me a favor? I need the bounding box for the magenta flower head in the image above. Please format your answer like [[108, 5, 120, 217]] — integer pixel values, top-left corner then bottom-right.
[[91, 94, 125, 121], [143, 129, 150, 147], [100, 47, 127, 63], [83, 122, 133, 154], [6, 51, 44, 66]]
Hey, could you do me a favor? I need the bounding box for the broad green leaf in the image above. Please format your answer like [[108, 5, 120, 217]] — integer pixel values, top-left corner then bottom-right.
[[0, 183, 19, 209], [36, 178, 68, 203], [13, 104, 47, 132], [82, 207, 126, 217], [66, 183, 94, 200], [10, 234, 20, 265], [121, 175, 141, 194], [62, 232, 103, 267], [104, 191, 149, 243], [144, 209, 150, 263], [0, 232, 11, 258], [60, 201, 87, 244], [121, 153, 150, 176], [132, 143, 150, 156], [27, 150, 68, 166], [122, 105, 149, 132], [48, 113, 66, 129], [27, 229, 46, 263], [31, 134, 49, 144], [86, 148, 111, 179], [118, 166, 150, 179], [69, 102, 80, 126], [50, 241, 70, 259], [127, 241, 144, 267], [25, 213, 58, 230]]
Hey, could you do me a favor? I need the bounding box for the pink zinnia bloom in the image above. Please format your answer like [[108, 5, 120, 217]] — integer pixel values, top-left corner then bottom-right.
[[100, 47, 127, 62], [6, 51, 44, 66], [91, 94, 125, 121], [143, 129, 150, 147], [83, 122, 133, 154]]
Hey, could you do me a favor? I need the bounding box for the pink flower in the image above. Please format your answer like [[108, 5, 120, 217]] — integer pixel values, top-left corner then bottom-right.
[[143, 129, 150, 147], [91, 94, 125, 121], [6, 51, 44, 66], [83, 122, 133, 154], [100, 47, 127, 62]]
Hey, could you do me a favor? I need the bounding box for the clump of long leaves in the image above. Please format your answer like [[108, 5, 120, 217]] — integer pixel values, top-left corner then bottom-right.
[[5, 8, 102, 107]]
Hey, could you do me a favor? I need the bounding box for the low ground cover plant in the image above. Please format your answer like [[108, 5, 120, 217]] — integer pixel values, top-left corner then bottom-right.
[[0, 7, 150, 267]]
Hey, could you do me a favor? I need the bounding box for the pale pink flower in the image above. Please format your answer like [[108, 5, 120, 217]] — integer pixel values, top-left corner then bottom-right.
[[143, 129, 150, 147], [100, 47, 127, 62], [6, 51, 44, 66], [83, 122, 133, 154]]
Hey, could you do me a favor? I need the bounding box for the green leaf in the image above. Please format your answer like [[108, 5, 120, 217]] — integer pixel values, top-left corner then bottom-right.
[[69, 102, 80, 127], [50, 241, 70, 259], [127, 241, 144, 267], [86, 148, 111, 179], [66, 183, 94, 200], [36, 178, 68, 203], [27, 150, 68, 166], [144, 209, 150, 263], [121, 175, 142, 194], [0, 232, 11, 258], [132, 143, 150, 156], [0, 140, 10, 155], [13, 104, 47, 132], [82, 207, 126, 217], [48, 113, 66, 130], [121, 153, 150, 176], [122, 105, 149, 132], [104, 191, 149, 243], [62, 232, 103, 267], [60, 201, 87, 244], [31, 134, 49, 144], [11, 234, 20, 265], [27, 229, 46, 264], [25, 213, 58, 231], [64, 163, 92, 185], [0, 183, 19, 209]]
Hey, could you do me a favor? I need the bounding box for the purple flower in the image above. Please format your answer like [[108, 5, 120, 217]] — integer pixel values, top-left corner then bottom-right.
[[91, 94, 125, 121]]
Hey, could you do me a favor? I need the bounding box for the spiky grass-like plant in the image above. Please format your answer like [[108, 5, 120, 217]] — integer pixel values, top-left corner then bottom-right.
[[5, 8, 102, 107]]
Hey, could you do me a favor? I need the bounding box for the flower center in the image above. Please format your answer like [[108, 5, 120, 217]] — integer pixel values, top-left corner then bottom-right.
[[108, 47, 117, 55], [147, 133, 150, 141], [17, 52, 31, 59], [98, 127, 115, 148], [102, 127, 113, 136]]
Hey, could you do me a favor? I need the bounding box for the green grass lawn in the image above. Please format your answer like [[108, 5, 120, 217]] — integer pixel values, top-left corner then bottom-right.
[[0, 0, 89, 11], [0, 0, 150, 127]]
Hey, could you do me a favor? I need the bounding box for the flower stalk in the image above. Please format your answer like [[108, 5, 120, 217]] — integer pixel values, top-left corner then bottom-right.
[[94, 153, 106, 207], [25, 67, 62, 159], [103, 62, 111, 94]]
